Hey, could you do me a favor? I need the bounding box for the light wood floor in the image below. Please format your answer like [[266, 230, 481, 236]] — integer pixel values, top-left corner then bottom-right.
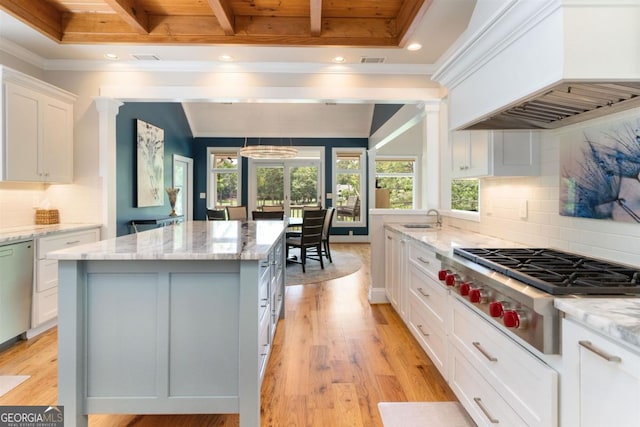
[[0, 243, 456, 426]]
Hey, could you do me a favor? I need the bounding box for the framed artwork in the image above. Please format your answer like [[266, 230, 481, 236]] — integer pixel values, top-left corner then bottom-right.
[[560, 117, 640, 223], [136, 119, 165, 207]]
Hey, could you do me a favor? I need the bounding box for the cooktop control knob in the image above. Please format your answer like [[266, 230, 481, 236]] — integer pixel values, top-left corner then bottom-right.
[[503, 310, 528, 329], [489, 301, 504, 318], [438, 270, 449, 281], [459, 282, 471, 296], [469, 288, 487, 303], [445, 273, 459, 287]]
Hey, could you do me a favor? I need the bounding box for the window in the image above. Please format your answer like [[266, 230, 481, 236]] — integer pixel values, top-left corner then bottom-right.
[[451, 178, 479, 212], [333, 148, 366, 226], [375, 158, 416, 209], [208, 148, 241, 208]]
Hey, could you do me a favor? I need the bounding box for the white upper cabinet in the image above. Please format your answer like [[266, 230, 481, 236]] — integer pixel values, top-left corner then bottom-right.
[[1, 67, 76, 183], [450, 130, 540, 179]]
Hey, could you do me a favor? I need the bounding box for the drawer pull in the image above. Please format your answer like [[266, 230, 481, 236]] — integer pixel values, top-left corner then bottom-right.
[[579, 340, 622, 363], [417, 324, 430, 337], [66, 240, 81, 245], [472, 341, 498, 362], [417, 256, 430, 265], [417, 287, 430, 297], [473, 397, 499, 424], [260, 298, 269, 308], [387, 236, 392, 240]]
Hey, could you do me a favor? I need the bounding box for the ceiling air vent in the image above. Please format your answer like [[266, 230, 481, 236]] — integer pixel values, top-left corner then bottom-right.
[[131, 54, 161, 61], [360, 56, 386, 64]]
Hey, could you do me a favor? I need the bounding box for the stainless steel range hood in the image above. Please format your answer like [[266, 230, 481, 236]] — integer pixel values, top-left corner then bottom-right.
[[463, 81, 640, 130]]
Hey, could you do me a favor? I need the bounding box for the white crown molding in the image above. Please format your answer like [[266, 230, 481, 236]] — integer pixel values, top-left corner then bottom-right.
[[432, 0, 560, 89], [41, 59, 436, 75], [0, 37, 46, 68]]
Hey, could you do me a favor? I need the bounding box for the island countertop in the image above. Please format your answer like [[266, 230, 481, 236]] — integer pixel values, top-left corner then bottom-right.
[[48, 220, 286, 261]]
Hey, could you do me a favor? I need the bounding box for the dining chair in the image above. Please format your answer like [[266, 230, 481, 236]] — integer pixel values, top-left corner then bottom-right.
[[286, 208, 326, 273], [226, 205, 248, 220], [206, 209, 227, 221], [252, 210, 285, 220], [262, 205, 284, 212], [321, 207, 335, 263]]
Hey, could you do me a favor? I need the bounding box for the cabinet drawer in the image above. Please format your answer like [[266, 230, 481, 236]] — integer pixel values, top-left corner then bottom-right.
[[449, 344, 527, 427], [408, 242, 439, 279], [409, 295, 447, 377], [258, 311, 271, 380], [32, 287, 58, 326], [451, 298, 557, 427], [408, 262, 447, 324], [36, 258, 59, 292], [37, 229, 99, 259]]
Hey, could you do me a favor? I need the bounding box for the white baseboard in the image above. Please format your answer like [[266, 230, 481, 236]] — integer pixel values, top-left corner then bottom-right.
[[331, 235, 370, 243], [26, 318, 57, 339], [368, 286, 389, 304]]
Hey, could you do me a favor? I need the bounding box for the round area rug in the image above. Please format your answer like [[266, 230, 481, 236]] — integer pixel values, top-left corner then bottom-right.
[[285, 248, 362, 285]]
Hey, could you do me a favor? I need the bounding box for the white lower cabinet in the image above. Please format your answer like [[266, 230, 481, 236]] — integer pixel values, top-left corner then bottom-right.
[[450, 297, 557, 427], [33, 228, 100, 327], [562, 318, 640, 427], [384, 229, 408, 319]]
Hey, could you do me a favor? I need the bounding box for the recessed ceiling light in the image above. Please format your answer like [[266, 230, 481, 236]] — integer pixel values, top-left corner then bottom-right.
[[332, 56, 346, 63], [104, 53, 119, 60], [219, 55, 234, 62], [407, 43, 422, 51]]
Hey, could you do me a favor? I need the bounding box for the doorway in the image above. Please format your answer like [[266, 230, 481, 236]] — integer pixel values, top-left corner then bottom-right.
[[248, 149, 324, 217], [173, 154, 194, 220]]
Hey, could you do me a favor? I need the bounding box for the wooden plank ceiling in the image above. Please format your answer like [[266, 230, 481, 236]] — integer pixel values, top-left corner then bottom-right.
[[0, 0, 432, 47]]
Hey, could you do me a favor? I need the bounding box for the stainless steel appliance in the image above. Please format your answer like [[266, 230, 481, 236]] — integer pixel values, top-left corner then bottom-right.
[[437, 248, 640, 355], [0, 241, 34, 344]]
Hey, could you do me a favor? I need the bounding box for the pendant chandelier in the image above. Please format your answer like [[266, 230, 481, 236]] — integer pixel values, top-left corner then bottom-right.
[[239, 137, 298, 159]]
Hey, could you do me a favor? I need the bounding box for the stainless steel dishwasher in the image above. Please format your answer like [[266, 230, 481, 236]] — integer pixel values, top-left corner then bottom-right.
[[0, 240, 34, 344]]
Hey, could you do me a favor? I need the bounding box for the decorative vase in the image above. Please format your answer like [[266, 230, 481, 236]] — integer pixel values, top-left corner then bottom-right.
[[166, 187, 180, 217]]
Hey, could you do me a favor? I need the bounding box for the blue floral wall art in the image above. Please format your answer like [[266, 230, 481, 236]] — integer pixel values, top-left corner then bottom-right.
[[560, 117, 640, 222], [136, 119, 165, 207]]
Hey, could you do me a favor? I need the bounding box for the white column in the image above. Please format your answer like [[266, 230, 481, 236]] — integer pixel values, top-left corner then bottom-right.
[[94, 97, 123, 239], [422, 101, 441, 209]]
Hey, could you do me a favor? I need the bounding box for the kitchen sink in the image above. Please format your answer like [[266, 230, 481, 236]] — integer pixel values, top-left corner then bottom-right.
[[403, 223, 436, 229]]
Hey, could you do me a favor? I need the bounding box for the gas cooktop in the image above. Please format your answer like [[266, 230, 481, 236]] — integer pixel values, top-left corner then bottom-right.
[[453, 247, 640, 295]]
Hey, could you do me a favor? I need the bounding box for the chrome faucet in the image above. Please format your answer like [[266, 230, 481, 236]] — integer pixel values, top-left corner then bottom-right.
[[426, 209, 442, 228]]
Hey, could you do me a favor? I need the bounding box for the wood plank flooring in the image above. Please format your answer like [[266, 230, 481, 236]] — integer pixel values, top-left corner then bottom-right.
[[0, 243, 456, 426]]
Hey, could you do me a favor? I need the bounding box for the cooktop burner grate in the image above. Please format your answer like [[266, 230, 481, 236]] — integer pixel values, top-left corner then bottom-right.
[[453, 247, 640, 295]]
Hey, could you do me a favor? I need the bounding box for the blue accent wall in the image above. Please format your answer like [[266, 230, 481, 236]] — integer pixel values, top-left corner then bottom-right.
[[370, 104, 404, 136], [116, 103, 193, 236], [193, 137, 369, 235]]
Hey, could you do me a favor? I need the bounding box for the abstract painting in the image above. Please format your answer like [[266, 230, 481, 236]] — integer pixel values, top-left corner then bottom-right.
[[137, 119, 164, 207], [560, 117, 640, 223]]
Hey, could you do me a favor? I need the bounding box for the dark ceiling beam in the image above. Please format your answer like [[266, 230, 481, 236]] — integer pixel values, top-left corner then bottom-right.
[[103, 0, 149, 34], [0, 0, 62, 41], [207, 0, 235, 36], [310, 0, 322, 36]]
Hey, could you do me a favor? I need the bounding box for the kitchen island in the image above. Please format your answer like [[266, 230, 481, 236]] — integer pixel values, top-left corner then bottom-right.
[[48, 220, 287, 427]]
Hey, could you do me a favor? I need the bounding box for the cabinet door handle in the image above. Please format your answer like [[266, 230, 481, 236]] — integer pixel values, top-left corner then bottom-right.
[[579, 340, 622, 362], [260, 298, 269, 308], [473, 341, 498, 362], [416, 324, 429, 337], [387, 236, 392, 240], [417, 287, 429, 297], [417, 256, 430, 265], [473, 397, 499, 424], [66, 240, 81, 245]]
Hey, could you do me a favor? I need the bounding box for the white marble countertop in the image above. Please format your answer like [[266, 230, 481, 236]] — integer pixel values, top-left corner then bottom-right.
[[555, 298, 640, 350], [0, 223, 101, 245], [384, 223, 523, 255], [47, 220, 286, 261]]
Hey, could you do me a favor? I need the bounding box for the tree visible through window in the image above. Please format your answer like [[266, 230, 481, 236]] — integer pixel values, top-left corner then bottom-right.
[[209, 150, 240, 208], [451, 179, 479, 212], [375, 158, 415, 209]]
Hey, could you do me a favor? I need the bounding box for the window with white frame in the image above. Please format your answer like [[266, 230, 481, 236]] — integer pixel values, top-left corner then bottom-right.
[[332, 148, 366, 226], [375, 157, 416, 209], [207, 148, 241, 208]]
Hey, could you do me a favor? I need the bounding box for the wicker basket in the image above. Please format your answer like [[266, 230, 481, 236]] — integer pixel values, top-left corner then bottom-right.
[[35, 209, 59, 225]]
